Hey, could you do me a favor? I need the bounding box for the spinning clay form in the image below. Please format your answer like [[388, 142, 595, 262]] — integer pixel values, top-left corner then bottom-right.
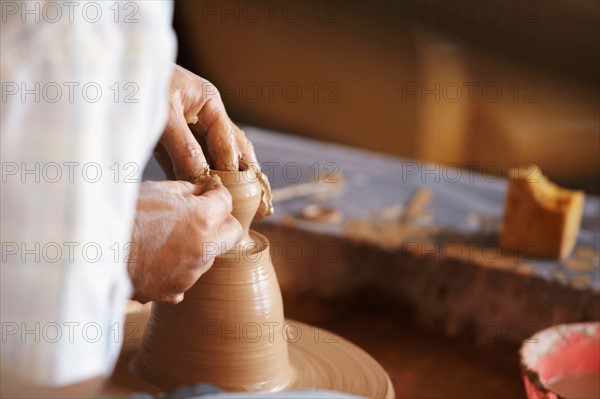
[[131, 169, 394, 398]]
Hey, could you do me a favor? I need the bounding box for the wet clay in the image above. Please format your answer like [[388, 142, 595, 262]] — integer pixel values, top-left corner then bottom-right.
[[131, 169, 394, 397], [191, 165, 273, 220]]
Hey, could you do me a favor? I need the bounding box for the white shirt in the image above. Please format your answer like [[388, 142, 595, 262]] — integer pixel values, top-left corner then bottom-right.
[[1, 1, 176, 386]]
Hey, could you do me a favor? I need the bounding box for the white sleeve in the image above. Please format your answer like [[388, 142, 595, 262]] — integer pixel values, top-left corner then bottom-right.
[[1, 1, 176, 386]]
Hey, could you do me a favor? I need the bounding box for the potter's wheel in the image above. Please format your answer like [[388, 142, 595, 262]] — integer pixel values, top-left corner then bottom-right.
[[105, 304, 394, 398], [285, 321, 394, 397]]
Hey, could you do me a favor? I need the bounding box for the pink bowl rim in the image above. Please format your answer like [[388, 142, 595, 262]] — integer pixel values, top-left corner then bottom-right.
[[519, 322, 600, 397]]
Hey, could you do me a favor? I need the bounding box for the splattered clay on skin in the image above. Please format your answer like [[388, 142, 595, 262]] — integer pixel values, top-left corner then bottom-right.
[[208, 125, 238, 172]]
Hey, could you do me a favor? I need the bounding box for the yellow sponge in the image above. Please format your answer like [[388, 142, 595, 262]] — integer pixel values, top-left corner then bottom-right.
[[500, 165, 585, 260]]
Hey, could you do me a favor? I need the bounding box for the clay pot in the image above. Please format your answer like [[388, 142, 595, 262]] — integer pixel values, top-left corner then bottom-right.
[[132, 169, 293, 392]]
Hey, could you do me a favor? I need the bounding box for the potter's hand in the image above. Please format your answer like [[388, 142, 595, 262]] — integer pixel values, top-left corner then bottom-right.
[[128, 177, 242, 304], [155, 64, 273, 219]]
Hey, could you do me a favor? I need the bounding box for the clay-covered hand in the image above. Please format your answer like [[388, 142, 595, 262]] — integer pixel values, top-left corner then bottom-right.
[[128, 177, 242, 304], [155, 64, 273, 219]]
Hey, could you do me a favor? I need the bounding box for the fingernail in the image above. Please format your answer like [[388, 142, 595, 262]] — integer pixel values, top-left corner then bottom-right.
[[199, 175, 221, 193], [208, 174, 221, 186], [189, 166, 210, 185], [172, 293, 184, 304]]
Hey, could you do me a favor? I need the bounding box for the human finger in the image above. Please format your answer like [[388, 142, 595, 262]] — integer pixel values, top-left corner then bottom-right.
[[194, 92, 239, 171], [216, 215, 243, 253], [162, 92, 210, 182], [232, 124, 259, 171], [193, 175, 234, 225]]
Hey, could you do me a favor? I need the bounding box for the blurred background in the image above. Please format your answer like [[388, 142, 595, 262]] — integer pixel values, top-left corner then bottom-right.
[[173, 0, 599, 193], [138, 3, 600, 397]]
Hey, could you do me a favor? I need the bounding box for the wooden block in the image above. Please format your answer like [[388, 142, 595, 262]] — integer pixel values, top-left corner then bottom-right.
[[500, 165, 585, 259]]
